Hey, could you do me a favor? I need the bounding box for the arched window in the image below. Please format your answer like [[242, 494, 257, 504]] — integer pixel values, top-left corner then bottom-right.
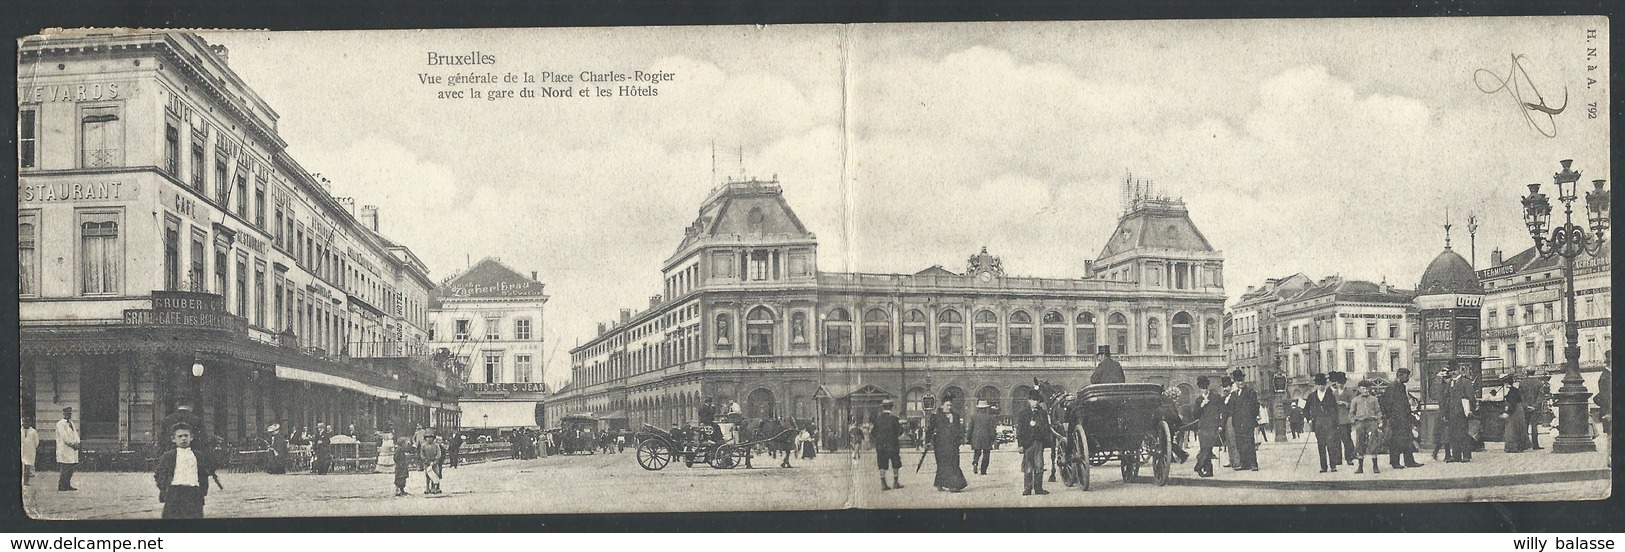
[[715, 313, 733, 348], [746, 306, 774, 356], [941, 386, 966, 409], [1008, 310, 1033, 355], [906, 387, 927, 416], [1108, 313, 1130, 355], [1205, 317, 1219, 349], [1172, 312, 1194, 354], [746, 388, 775, 418], [1146, 316, 1162, 349], [1075, 312, 1098, 355], [937, 309, 964, 354], [1041, 311, 1066, 355], [902, 309, 928, 354], [974, 310, 999, 354], [863, 308, 891, 355], [790, 311, 808, 345], [824, 308, 853, 355]]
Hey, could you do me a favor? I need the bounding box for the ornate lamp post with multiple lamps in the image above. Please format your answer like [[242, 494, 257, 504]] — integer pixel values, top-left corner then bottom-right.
[[1520, 159, 1608, 453]]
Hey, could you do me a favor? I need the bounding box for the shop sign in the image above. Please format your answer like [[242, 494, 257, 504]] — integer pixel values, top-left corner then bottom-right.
[[18, 180, 126, 203], [463, 382, 547, 393], [123, 309, 247, 334], [151, 290, 225, 313], [18, 82, 125, 103]]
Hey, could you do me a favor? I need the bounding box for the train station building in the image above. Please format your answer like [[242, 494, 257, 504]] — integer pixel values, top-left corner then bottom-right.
[[546, 176, 1228, 435], [18, 32, 458, 460]]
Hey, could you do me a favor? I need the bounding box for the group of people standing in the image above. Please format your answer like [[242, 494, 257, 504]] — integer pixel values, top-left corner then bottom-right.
[[1303, 369, 1425, 474], [1189, 370, 1263, 477]]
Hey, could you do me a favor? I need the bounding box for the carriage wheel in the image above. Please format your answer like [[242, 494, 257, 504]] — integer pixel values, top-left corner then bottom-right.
[[1153, 420, 1173, 486], [1072, 425, 1091, 492], [1120, 453, 1140, 482], [636, 440, 670, 471], [709, 444, 738, 469]]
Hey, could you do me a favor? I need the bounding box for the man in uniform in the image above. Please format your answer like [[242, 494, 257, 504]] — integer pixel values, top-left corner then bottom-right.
[[871, 399, 904, 491], [1229, 370, 1260, 471], [1090, 346, 1125, 385], [1380, 368, 1424, 469], [1303, 373, 1342, 473], [966, 401, 997, 475], [1016, 389, 1052, 495], [55, 407, 81, 491]]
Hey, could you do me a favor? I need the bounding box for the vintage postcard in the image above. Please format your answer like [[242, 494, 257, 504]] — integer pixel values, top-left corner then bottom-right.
[[16, 17, 1611, 519]]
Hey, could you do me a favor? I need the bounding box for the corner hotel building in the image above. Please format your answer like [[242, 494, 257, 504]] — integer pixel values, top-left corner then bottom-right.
[[18, 32, 460, 458]]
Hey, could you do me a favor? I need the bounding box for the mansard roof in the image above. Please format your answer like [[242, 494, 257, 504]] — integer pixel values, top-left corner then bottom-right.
[[1095, 197, 1215, 261], [671, 178, 815, 259]]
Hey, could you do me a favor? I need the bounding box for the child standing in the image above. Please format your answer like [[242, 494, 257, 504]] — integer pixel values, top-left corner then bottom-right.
[[392, 437, 413, 497], [421, 435, 444, 494], [1351, 380, 1383, 474]]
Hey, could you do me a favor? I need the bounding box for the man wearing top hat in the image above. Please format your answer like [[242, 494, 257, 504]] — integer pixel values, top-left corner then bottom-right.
[[966, 400, 997, 475], [1228, 369, 1261, 471], [1430, 367, 1454, 461], [870, 399, 904, 491], [1016, 388, 1053, 495], [1190, 376, 1222, 478], [1090, 345, 1125, 385], [54, 406, 81, 491], [1302, 373, 1342, 473], [1444, 368, 1475, 462]]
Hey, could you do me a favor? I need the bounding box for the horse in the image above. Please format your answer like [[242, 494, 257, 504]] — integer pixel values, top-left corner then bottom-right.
[[738, 417, 800, 468]]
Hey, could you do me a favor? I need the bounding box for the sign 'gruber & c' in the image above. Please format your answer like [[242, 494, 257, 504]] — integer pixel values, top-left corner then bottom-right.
[[124, 290, 247, 334]]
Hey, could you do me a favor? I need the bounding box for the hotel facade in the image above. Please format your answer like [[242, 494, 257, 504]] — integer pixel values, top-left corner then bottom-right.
[[426, 258, 551, 431], [18, 32, 458, 460], [547, 177, 1228, 434]]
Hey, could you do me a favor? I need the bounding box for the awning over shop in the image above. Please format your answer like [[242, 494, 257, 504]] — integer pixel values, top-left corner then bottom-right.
[[459, 400, 541, 429], [274, 365, 426, 405], [600, 410, 628, 420]]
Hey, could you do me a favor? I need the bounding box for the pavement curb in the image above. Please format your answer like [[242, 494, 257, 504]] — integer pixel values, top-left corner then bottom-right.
[[1143, 467, 1610, 491]]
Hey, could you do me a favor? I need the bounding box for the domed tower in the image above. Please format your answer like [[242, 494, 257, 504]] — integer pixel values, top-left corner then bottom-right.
[[1414, 225, 1485, 415]]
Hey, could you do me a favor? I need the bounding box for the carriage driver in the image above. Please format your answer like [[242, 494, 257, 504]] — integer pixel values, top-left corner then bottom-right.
[[698, 397, 723, 445]]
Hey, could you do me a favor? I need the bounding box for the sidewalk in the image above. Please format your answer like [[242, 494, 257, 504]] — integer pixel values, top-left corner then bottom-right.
[[1163, 434, 1610, 490]]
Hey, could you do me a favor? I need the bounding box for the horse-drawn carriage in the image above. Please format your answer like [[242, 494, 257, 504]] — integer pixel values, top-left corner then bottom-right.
[[1038, 380, 1178, 491], [633, 419, 798, 471], [559, 414, 599, 455]]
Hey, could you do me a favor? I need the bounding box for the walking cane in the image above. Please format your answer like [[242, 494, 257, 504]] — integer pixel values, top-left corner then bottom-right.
[[914, 443, 931, 474]]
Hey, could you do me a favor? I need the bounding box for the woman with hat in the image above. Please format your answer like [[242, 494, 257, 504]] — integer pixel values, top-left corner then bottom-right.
[[1502, 374, 1529, 453], [925, 397, 967, 492], [265, 423, 289, 474]]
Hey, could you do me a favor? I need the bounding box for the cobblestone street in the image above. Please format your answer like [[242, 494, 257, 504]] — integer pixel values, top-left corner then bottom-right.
[[23, 438, 1610, 519]]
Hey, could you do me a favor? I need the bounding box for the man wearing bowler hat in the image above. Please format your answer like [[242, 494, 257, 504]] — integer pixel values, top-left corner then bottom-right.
[[966, 400, 997, 475], [54, 407, 81, 491], [1091, 345, 1125, 385]]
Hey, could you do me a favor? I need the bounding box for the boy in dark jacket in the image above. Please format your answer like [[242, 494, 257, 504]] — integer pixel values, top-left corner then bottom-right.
[[393, 437, 414, 497], [154, 423, 217, 519]]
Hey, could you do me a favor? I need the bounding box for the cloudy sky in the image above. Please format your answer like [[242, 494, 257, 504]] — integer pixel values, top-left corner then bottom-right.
[[202, 18, 1608, 388]]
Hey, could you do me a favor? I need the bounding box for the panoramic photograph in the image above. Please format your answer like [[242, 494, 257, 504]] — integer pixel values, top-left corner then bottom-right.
[[16, 18, 1611, 519]]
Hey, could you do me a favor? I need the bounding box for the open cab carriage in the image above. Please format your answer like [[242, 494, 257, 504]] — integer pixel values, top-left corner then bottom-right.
[[1038, 380, 1178, 491], [633, 420, 799, 471], [559, 414, 600, 455]]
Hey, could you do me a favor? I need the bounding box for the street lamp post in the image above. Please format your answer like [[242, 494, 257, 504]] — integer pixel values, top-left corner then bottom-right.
[[1520, 159, 1608, 453]]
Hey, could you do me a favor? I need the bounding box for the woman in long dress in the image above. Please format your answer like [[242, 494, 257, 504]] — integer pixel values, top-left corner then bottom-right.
[[926, 399, 968, 492]]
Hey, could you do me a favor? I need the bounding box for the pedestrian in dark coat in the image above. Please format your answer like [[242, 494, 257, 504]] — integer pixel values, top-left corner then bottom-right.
[[448, 431, 463, 468], [966, 402, 997, 475], [871, 400, 904, 491], [1380, 368, 1423, 469], [1445, 369, 1475, 462], [1503, 375, 1530, 453], [392, 436, 414, 496], [1303, 373, 1343, 473], [1190, 376, 1222, 477], [154, 423, 216, 519], [925, 399, 967, 492], [1331, 371, 1356, 465], [1229, 370, 1261, 470], [1287, 405, 1305, 439], [1016, 389, 1053, 495], [311, 423, 333, 474], [265, 423, 289, 474], [1598, 351, 1612, 467]]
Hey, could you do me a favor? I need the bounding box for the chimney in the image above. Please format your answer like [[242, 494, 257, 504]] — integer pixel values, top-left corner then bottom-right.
[[1246, 285, 1256, 293], [620, 309, 632, 324], [650, 295, 663, 308], [335, 197, 356, 217], [208, 44, 229, 65], [360, 205, 379, 231], [597, 323, 606, 336], [530, 271, 538, 281], [1490, 248, 1504, 266]]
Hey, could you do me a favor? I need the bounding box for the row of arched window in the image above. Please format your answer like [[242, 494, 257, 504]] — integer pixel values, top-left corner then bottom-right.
[[714, 306, 1219, 357]]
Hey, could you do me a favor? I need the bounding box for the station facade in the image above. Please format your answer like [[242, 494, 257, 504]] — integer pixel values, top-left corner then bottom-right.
[[548, 177, 1228, 434]]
